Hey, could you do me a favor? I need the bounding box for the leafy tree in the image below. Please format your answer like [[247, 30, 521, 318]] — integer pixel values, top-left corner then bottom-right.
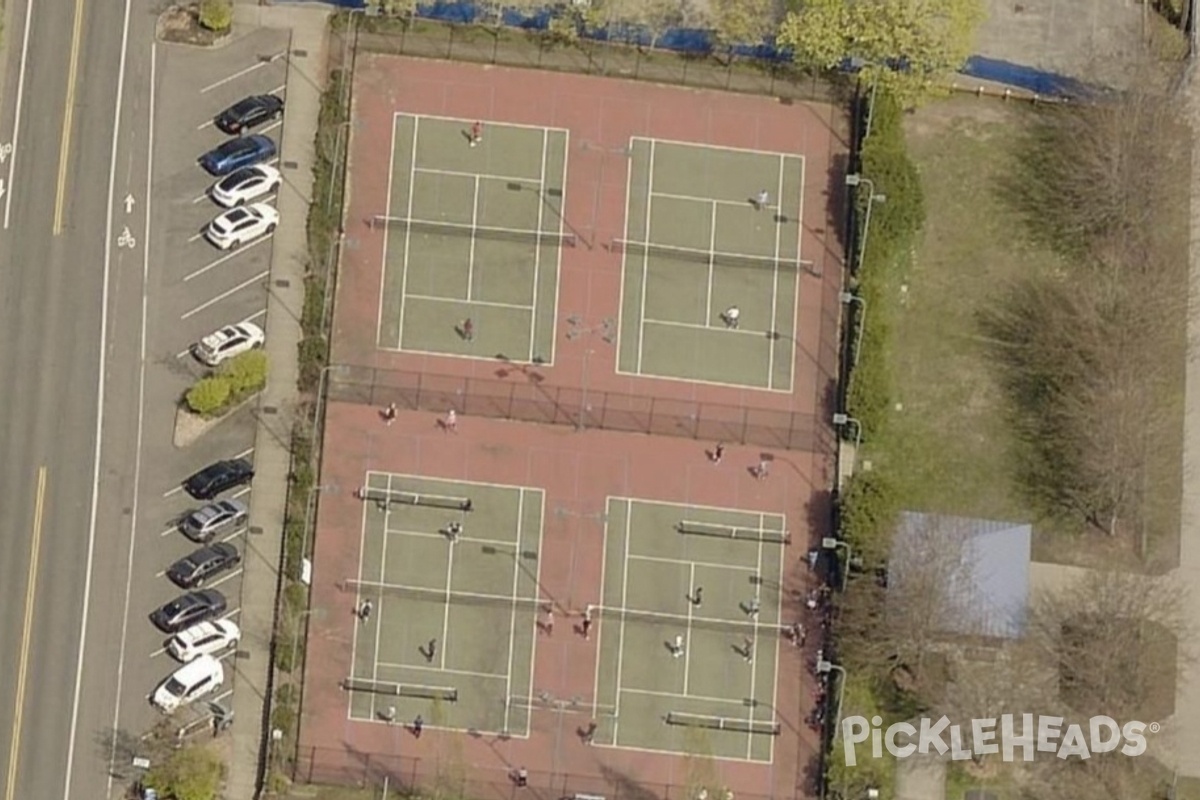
[[365, 0, 417, 16], [218, 350, 268, 397], [598, 0, 690, 47], [197, 0, 233, 33], [709, 0, 775, 55], [186, 377, 231, 417], [145, 745, 224, 800], [777, 0, 984, 103]]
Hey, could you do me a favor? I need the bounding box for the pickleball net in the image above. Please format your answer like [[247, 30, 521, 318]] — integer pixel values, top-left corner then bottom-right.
[[370, 215, 577, 247], [611, 238, 795, 271], [340, 580, 791, 638]]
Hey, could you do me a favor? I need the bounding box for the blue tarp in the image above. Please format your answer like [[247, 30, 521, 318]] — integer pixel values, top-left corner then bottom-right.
[[320, 0, 1093, 99]]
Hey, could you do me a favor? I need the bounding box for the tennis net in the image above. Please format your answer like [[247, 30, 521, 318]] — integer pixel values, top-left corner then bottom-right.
[[341, 581, 786, 637], [611, 238, 792, 271], [371, 216, 576, 247], [676, 520, 790, 544]]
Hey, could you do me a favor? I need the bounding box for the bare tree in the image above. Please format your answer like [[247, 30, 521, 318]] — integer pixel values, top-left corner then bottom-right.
[[707, 0, 777, 61]]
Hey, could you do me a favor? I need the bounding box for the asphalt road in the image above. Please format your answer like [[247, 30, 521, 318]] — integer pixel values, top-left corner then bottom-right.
[[0, 0, 151, 796]]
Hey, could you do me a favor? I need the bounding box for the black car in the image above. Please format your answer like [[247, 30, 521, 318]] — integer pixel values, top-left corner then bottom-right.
[[150, 589, 227, 633], [183, 458, 254, 500], [167, 543, 241, 589], [214, 94, 284, 135]]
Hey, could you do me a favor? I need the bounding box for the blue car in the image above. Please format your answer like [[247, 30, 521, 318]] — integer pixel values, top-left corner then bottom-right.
[[199, 134, 276, 176]]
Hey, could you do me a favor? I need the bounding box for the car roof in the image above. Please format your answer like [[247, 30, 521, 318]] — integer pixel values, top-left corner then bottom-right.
[[173, 653, 222, 680]]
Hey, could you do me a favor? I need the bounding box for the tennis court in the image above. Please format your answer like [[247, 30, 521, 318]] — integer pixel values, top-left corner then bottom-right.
[[345, 471, 545, 736], [592, 497, 788, 762], [376, 114, 569, 363], [616, 137, 804, 391]]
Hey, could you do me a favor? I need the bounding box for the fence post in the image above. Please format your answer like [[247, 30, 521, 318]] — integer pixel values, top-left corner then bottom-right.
[[446, 24, 454, 59], [740, 405, 749, 445], [647, 397, 655, 435], [506, 380, 515, 418]]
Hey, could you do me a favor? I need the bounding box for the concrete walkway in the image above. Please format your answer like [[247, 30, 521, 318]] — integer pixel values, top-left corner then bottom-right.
[[225, 4, 330, 799]]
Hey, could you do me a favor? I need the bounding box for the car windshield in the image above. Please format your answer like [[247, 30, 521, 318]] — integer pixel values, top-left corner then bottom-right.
[[219, 170, 254, 190], [164, 678, 186, 696]]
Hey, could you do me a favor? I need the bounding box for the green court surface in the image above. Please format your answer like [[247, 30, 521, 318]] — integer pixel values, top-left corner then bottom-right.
[[617, 137, 804, 391], [592, 497, 787, 762], [377, 114, 568, 363], [347, 471, 545, 736]]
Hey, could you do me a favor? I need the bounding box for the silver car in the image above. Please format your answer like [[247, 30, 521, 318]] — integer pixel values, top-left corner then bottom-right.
[[179, 499, 249, 543]]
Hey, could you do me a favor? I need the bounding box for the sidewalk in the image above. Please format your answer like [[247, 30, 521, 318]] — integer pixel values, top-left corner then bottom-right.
[[226, 4, 330, 799]]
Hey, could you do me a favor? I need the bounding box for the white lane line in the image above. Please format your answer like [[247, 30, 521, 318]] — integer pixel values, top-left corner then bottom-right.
[[188, 231, 205, 243], [196, 119, 213, 131], [163, 486, 184, 498], [203, 569, 243, 591], [2, 0, 34, 229], [180, 269, 269, 320], [192, 193, 210, 204], [183, 236, 270, 282], [71, 0, 133, 792], [199, 53, 286, 94]]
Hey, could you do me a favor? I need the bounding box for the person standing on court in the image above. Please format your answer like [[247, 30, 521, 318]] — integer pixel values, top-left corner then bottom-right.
[[470, 121, 483, 148], [755, 189, 770, 210], [722, 306, 740, 329], [444, 408, 457, 433]]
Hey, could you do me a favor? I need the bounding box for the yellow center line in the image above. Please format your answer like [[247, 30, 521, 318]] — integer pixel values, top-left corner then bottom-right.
[[53, 0, 88, 235], [4, 466, 47, 800]]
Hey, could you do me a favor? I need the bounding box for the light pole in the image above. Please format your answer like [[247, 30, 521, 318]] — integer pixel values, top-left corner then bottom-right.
[[816, 659, 848, 739], [832, 412, 862, 452], [821, 536, 853, 591], [839, 291, 866, 370], [845, 174, 886, 273]]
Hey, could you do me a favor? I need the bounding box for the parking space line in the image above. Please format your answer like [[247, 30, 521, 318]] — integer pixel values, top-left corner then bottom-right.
[[210, 689, 233, 704], [160, 526, 177, 538], [180, 269, 269, 320], [163, 486, 184, 498], [149, 646, 166, 658], [192, 193, 210, 204], [204, 569, 243, 591], [258, 120, 282, 136], [155, 569, 166, 578], [183, 237, 270, 282], [269, 84, 286, 95], [196, 119, 214, 131], [199, 53, 286, 94], [188, 231, 205, 243], [218, 609, 241, 622], [219, 528, 246, 543]]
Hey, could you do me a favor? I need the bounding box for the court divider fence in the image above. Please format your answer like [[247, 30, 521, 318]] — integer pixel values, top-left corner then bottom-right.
[[327, 364, 826, 452]]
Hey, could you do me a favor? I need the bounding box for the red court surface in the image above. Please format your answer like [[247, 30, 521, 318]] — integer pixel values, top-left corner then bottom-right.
[[299, 53, 849, 800], [300, 404, 830, 800]]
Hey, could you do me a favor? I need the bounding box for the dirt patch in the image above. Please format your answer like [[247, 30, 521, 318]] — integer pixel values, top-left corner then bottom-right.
[[157, 5, 229, 47]]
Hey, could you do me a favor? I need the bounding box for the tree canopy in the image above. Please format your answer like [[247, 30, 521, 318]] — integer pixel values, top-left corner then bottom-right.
[[778, 0, 984, 102]]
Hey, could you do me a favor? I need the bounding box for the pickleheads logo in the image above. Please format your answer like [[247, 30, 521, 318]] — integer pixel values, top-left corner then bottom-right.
[[841, 715, 1157, 766]]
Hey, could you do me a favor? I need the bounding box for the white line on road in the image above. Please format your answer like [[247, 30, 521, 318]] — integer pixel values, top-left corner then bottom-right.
[[70, 0, 133, 794], [269, 83, 286, 95], [205, 569, 243, 591], [161, 526, 177, 538], [183, 237, 269, 282], [196, 119, 214, 131], [188, 231, 205, 243], [155, 569, 166, 578], [3, 0, 35, 229], [180, 270, 269, 320], [199, 53, 286, 94], [218, 608, 241, 622], [258, 120, 282, 136], [149, 646, 166, 658]]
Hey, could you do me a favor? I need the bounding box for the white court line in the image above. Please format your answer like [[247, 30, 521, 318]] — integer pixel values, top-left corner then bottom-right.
[[369, 477, 391, 698], [612, 139, 635, 376], [612, 495, 787, 528], [705, 199, 717, 324], [406, 111, 570, 135], [374, 662, 506, 681], [520, 491, 544, 738], [746, 512, 766, 760], [403, 293, 531, 312], [394, 114, 417, 349], [683, 562, 695, 695], [414, 165, 543, 186], [364, 469, 536, 493], [502, 488, 526, 733], [527, 129, 548, 364], [611, 499, 633, 742], [631, 134, 797, 160], [629, 552, 758, 573], [375, 113, 401, 351], [199, 53, 286, 94], [635, 142, 656, 375], [643, 318, 760, 335], [345, 474, 373, 719], [438, 527, 456, 670], [652, 189, 747, 209], [591, 499, 615, 721], [614, 362, 793, 394], [767, 508, 786, 764], [183, 237, 270, 282], [180, 269, 269, 320], [786, 154, 805, 396], [466, 176, 480, 300], [767, 155, 785, 390], [545, 128, 569, 367], [384, 528, 515, 548]]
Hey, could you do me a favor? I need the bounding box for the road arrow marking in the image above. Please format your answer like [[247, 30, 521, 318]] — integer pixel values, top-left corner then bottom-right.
[[124, 193, 135, 213]]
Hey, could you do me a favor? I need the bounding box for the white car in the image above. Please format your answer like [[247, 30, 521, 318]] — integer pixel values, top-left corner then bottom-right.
[[209, 164, 282, 208], [152, 654, 224, 713], [191, 322, 264, 366], [167, 619, 241, 662], [204, 203, 279, 250]]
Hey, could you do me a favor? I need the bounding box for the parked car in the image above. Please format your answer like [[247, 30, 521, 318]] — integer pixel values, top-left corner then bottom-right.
[[204, 203, 278, 250], [183, 458, 255, 500], [214, 94, 285, 135], [167, 543, 241, 589], [150, 589, 227, 633], [190, 322, 264, 367], [179, 498, 249, 543], [199, 134, 276, 176], [209, 164, 281, 208], [166, 620, 241, 663], [152, 654, 225, 713]]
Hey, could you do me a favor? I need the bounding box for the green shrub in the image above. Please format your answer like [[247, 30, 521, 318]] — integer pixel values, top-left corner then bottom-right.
[[186, 377, 231, 416], [218, 350, 268, 396], [838, 468, 901, 567], [197, 0, 233, 32], [146, 745, 224, 800]]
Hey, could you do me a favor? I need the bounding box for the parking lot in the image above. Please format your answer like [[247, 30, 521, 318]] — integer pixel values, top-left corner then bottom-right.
[[113, 28, 291, 737]]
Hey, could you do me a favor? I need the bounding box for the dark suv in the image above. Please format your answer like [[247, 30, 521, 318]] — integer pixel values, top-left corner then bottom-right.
[[167, 543, 241, 589], [183, 458, 254, 500], [150, 590, 227, 633]]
